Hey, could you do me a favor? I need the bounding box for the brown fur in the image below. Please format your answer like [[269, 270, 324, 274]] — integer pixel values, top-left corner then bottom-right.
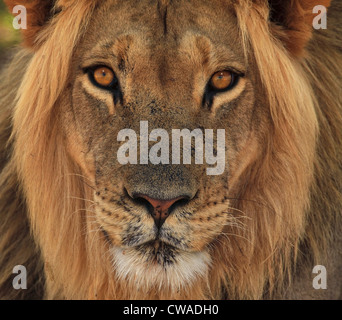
[[0, 0, 341, 299]]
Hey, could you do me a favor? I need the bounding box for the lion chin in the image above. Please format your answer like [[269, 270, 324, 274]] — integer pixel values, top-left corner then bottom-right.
[[111, 241, 211, 293]]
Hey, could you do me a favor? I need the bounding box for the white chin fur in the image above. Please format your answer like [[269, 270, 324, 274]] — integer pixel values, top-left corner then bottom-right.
[[110, 246, 211, 293]]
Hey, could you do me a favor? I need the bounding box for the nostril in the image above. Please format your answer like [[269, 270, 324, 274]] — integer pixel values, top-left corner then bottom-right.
[[131, 193, 190, 228], [124, 187, 135, 200], [131, 195, 154, 211], [135, 194, 188, 212], [168, 197, 190, 212]]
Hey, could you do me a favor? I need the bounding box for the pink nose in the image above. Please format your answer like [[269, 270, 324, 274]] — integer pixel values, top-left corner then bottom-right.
[[137, 194, 187, 227]]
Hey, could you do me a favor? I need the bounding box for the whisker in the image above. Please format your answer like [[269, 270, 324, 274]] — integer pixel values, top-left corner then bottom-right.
[[224, 196, 295, 231], [224, 197, 273, 212], [220, 232, 252, 245], [68, 196, 96, 204], [225, 206, 250, 217], [67, 173, 96, 190], [223, 222, 247, 231]]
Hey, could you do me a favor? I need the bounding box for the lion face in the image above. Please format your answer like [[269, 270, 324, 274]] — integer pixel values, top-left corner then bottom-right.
[[3, 0, 339, 301], [64, 0, 268, 291]]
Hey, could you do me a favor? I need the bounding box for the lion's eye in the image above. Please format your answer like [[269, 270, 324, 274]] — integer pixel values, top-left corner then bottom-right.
[[90, 66, 117, 89], [209, 71, 236, 91]]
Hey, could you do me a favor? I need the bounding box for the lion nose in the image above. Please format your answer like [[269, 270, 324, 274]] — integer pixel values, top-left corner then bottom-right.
[[133, 194, 189, 228]]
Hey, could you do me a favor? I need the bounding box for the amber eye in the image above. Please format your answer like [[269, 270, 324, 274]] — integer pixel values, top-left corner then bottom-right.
[[210, 71, 234, 91], [92, 66, 116, 88]]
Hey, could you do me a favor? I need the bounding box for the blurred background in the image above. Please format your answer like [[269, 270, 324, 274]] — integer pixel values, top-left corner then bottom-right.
[[0, 1, 21, 56]]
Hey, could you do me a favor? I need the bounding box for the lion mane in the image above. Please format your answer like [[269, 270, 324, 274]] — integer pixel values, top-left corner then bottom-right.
[[0, 0, 341, 300]]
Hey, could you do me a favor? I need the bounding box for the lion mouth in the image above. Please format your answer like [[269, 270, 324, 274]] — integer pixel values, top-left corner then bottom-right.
[[118, 238, 183, 267], [137, 240, 179, 265]]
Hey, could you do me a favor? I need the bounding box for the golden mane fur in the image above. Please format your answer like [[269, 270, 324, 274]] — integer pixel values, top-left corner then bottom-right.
[[0, 0, 341, 299]]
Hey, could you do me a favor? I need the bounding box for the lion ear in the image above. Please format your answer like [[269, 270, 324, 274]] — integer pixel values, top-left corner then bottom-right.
[[267, 0, 331, 56], [4, 0, 55, 48]]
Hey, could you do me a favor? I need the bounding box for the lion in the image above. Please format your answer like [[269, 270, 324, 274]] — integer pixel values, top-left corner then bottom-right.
[[0, 0, 341, 300]]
